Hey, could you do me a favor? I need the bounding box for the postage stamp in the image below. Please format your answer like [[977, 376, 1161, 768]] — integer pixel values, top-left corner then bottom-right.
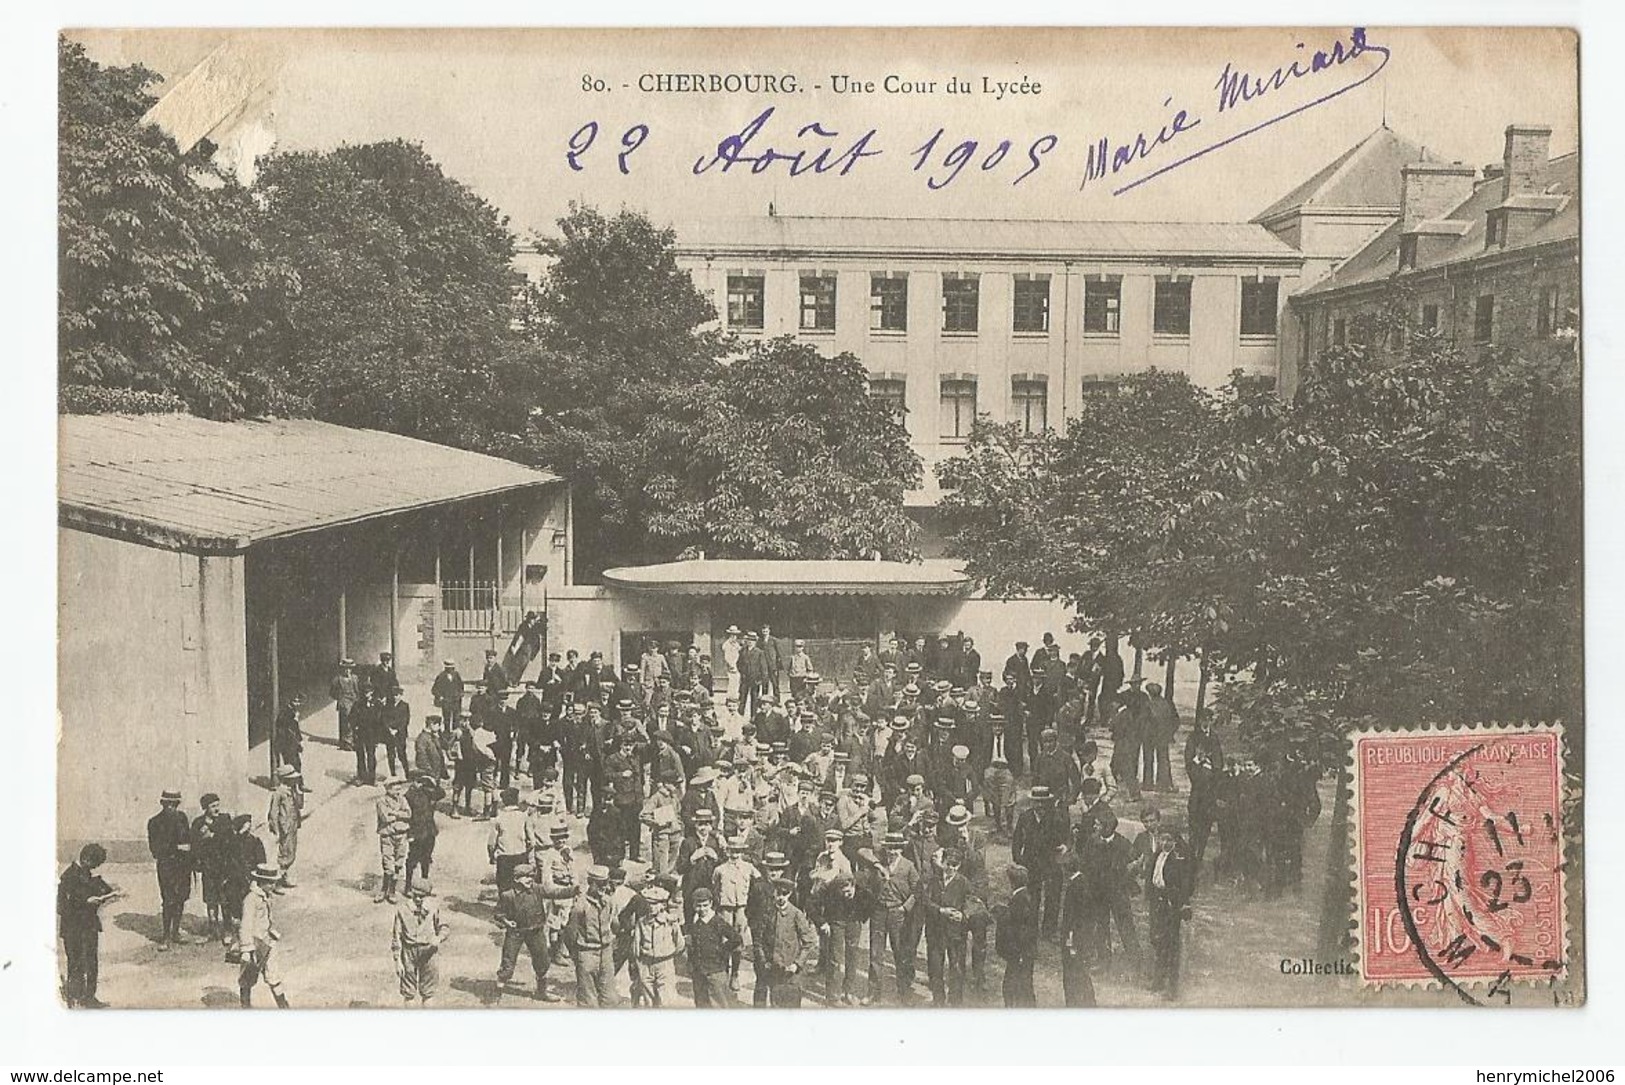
[[1351, 723, 1568, 999]]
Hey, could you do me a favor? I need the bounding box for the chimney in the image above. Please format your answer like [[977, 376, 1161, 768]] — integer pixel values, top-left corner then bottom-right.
[[1482, 162, 1504, 182], [1401, 162, 1477, 230], [1502, 124, 1553, 199]]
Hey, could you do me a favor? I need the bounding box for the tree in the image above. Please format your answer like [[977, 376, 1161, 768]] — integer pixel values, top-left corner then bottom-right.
[[646, 338, 922, 560], [254, 139, 522, 444], [58, 38, 296, 418]]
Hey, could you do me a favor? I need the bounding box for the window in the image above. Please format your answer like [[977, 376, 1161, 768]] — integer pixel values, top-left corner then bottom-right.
[[942, 274, 980, 334], [1474, 295, 1495, 343], [1080, 378, 1121, 399], [1012, 277, 1051, 334], [1236, 373, 1277, 395], [870, 274, 908, 332], [1332, 317, 1347, 347], [799, 275, 837, 332], [1486, 212, 1505, 249], [1399, 235, 1418, 270], [727, 275, 765, 330], [939, 379, 978, 440], [1083, 277, 1122, 334], [1421, 303, 1440, 332], [869, 377, 907, 418], [1536, 286, 1560, 337], [1012, 379, 1048, 434], [1239, 279, 1279, 337], [1153, 279, 1192, 336]]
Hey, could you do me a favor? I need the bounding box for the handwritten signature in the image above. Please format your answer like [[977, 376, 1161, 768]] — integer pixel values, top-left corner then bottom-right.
[[1081, 26, 1392, 195]]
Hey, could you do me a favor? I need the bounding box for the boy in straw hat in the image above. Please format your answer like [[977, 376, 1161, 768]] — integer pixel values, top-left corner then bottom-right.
[[238, 863, 290, 1008]]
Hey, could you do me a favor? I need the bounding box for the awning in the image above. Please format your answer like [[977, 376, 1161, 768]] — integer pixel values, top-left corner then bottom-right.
[[601, 559, 970, 596]]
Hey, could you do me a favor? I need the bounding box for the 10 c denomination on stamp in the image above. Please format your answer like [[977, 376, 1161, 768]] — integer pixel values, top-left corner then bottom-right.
[[1351, 723, 1567, 998]]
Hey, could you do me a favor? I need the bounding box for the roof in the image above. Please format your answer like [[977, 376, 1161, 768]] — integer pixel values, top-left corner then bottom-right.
[[60, 414, 560, 552], [1254, 127, 1433, 223], [602, 559, 970, 596], [671, 216, 1300, 263], [1298, 151, 1579, 297]]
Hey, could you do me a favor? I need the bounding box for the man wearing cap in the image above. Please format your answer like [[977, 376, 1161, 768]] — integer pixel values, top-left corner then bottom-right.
[[496, 863, 557, 1001], [58, 843, 118, 1007], [331, 657, 361, 751], [922, 845, 978, 1006], [146, 790, 193, 948], [393, 876, 449, 1006], [1076, 810, 1139, 968], [787, 638, 812, 700], [996, 864, 1039, 1007], [482, 647, 510, 701], [405, 772, 445, 894], [382, 684, 412, 780], [1145, 817, 1195, 998], [559, 701, 593, 817], [432, 659, 466, 734], [272, 693, 305, 781], [809, 868, 873, 1006], [415, 713, 448, 784], [1034, 728, 1082, 808], [603, 734, 646, 863], [686, 887, 741, 1007], [535, 823, 577, 950], [632, 884, 685, 1006], [265, 768, 301, 893], [563, 865, 619, 1006], [977, 713, 1016, 834], [643, 767, 683, 878], [681, 765, 723, 830], [1012, 785, 1068, 938], [374, 776, 413, 903], [238, 863, 289, 1008], [709, 835, 758, 989], [866, 830, 921, 1004], [754, 875, 819, 1007], [352, 686, 383, 785], [514, 680, 551, 781], [810, 826, 854, 888], [189, 793, 232, 942]]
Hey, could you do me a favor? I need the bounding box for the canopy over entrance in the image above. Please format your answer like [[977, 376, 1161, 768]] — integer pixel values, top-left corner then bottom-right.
[[601, 558, 969, 596]]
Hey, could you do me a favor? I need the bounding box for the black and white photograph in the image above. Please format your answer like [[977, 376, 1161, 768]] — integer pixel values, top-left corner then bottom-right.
[[50, 25, 1585, 1016]]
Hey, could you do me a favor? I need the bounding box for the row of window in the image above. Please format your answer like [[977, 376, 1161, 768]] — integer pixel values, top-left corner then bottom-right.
[[1328, 285, 1565, 349], [869, 372, 1274, 441], [726, 273, 1281, 339]]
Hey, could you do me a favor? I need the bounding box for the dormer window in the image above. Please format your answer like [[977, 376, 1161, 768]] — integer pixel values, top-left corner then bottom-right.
[[1399, 235, 1418, 270], [1486, 211, 1506, 249]]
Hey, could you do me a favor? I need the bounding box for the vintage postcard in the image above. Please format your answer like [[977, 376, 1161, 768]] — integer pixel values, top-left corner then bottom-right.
[[56, 26, 1582, 1010]]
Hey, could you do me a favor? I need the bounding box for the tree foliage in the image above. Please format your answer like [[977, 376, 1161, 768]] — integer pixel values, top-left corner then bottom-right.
[[58, 38, 296, 418], [254, 140, 522, 445], [939, 318, 1582, 769]]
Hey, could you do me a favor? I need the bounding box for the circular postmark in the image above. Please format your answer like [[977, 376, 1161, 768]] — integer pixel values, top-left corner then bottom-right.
[[1393, 732, 1565, 1005]]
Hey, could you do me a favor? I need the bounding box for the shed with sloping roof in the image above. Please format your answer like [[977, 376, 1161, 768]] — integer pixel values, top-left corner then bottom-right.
[[58, 413, 570, 850]]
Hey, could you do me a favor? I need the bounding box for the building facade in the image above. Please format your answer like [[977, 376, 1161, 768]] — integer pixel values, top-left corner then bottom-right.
[[1289, 124, 1579, 366], [670, 217, 1304, 506]]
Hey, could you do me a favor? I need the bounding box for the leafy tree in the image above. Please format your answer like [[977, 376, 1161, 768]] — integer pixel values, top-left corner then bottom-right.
[[254, 139, 522, 444], [58, 38, 296, 418], [646, 338, 922, 561]]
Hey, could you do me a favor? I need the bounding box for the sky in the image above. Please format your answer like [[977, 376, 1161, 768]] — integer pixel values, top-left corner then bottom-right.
[[70, 26, 1580, 242]]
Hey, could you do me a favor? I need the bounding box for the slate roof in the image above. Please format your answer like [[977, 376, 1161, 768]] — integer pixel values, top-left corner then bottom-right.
[[59, 414, 559, 552], [1298, 151, 1579, 297], [1254, 126, 1433, 223], [602, 559, 969, 596], [671, 216, 1300, 262]]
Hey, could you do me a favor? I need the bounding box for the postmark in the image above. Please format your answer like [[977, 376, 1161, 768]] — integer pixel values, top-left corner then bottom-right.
[[1351, 723, 1567, 1001]]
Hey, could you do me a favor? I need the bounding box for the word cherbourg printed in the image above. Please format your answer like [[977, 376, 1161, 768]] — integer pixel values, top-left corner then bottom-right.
[[56, 26, 1581, 1010]]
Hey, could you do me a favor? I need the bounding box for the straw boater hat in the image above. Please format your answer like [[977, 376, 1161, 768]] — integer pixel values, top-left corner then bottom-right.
[[945, 804, 971, 828], [408, 879, 435, 897], [252, 863, 282, 882], [160, 789, 182, 803], [276, 765, 299, 780], [725, 625, 741, 635]]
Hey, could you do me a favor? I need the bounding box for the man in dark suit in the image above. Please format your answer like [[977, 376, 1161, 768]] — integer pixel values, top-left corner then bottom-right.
[[1011, 785, 1067, 937], [1145, 820, 1196, 998], [146, 790, 193, 948], [59, 843, 118, 1006], [951, 635, 981, 690], [1184, 715, 1225, 865], [758, 624, 785, 701], [1002, 641, 1033, 703], [738, 631, 770, 723], [997, 863, 1038, 1006]]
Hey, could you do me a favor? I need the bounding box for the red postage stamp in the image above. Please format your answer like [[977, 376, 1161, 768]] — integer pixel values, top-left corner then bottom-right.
[[1351, 724, 1567, 997]]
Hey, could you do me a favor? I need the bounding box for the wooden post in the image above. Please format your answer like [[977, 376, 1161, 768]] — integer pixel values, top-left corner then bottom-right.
[[268, 615, 280, 780], [494, 508, 505, 654], [518, 526, 528, 614], [390, 543, 400, 668], [337, 588, 348, 661]]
